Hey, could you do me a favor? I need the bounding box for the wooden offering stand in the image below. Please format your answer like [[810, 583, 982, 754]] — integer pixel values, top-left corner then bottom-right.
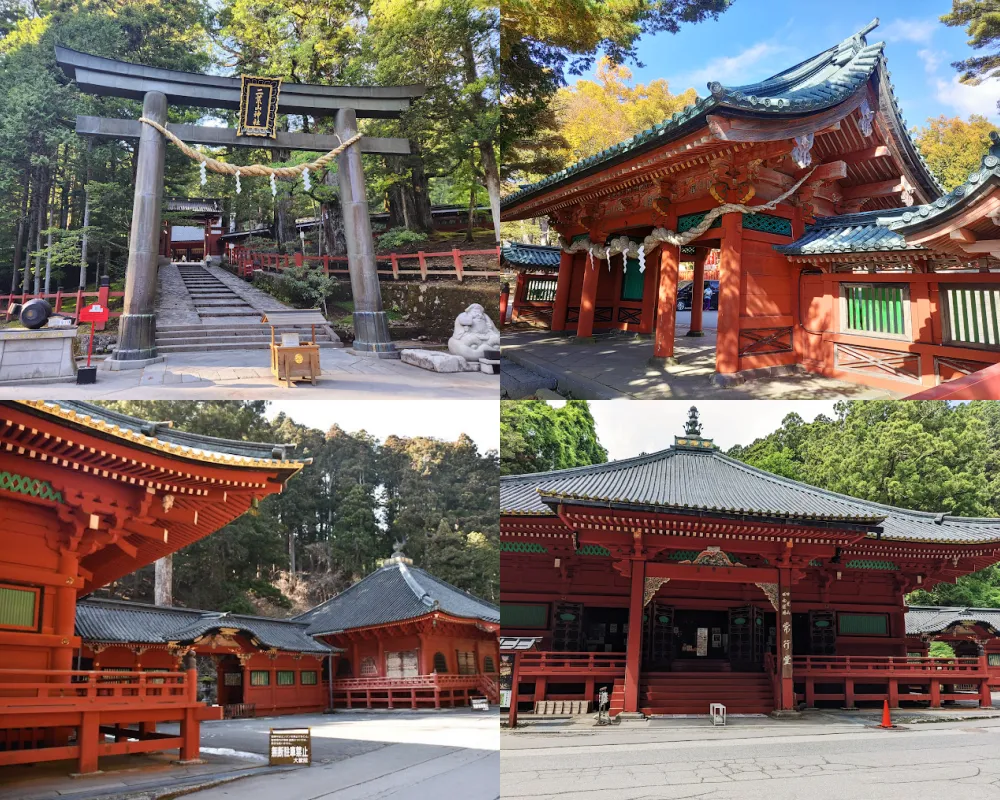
[[261, 309, 326, 387]]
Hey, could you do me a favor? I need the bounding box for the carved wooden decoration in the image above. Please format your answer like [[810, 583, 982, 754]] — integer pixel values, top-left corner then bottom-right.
[[756, 582, 779, 612], [858, 98, 875, 137], [644, 577, 670, 607], [792, 134, 814, 168]]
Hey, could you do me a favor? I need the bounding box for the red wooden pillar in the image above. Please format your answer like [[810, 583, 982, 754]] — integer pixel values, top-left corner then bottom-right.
[[623, 558, 646, 714], [512, 273, 526, 324], [499, 283, 510, 327], [777, 566, 794, 710], [53, 551, 78, 674], [576, 251, 601, 338], [551, 250, 574, 331], [716, 212, 743, 374], [979, 656, 993, 708], [653, 244, 680, 358], [534, 676, 547, 704], [506, 652, 523, 727], [688, 248, 708, 337], [77, 710, 99, 774], [638, 248, 659, 334]]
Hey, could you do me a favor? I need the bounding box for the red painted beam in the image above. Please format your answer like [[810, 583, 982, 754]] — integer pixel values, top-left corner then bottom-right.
[[644, 562, 779, 583]]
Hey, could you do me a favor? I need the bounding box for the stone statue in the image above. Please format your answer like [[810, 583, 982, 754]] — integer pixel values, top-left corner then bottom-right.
[[448, 303, 500, 362]]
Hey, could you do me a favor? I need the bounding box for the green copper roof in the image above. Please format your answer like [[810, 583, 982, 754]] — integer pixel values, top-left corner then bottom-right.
[[502, 19, 940, 213], [774, 208, 926, 256], [880, 131, 1000, 236], [501, 242, 562, 268]]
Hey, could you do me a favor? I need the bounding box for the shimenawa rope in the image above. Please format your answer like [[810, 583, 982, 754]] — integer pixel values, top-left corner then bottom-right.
[[138, 117, 362, 180]]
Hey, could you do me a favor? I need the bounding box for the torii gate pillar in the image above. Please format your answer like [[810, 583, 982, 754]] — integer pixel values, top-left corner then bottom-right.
[[110, 90, 167, 368], [336, 108, 397, 358]]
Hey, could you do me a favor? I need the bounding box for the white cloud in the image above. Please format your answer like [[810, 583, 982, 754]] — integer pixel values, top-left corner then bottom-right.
[[933, 74, 1000, 119], [675, 41, 800, 91], [882, 18, 938, 45], [917, 48, 944, 75]]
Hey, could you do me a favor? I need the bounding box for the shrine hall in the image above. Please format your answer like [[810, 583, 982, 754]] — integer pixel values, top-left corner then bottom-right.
[[500, 19, 1000, 395], [499, 428, 1000, 720]]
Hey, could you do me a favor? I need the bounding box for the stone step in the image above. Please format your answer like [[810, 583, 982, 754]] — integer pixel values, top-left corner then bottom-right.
[[154, 340, 342, 354], [195, 308, 261, 317], [192, 300, 255, 307], [155, 334, 338, 347], [157, 323, 329, 335]]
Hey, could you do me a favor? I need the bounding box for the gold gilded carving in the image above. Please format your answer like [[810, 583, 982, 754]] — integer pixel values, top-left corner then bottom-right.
[[643, 577, 670, 606]]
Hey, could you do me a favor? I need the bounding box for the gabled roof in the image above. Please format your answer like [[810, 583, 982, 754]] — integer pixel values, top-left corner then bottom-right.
[[905, 605, 1000, 636], [76, 598, 335, 654], [881, 131, 1000, 236], [500, 439, 1000, 544], [501, 243, 562, 268], [502, 19, 939, 213], [11, 401, 304, 470], [294, 558, 499, 636], [775, 208, 925, 257]]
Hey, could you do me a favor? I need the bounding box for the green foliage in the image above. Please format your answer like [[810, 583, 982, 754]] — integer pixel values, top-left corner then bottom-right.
[[728, 401, 1000, 608], [260, 266, 338, 314], [500, 399, 607, 475], [941, 0, 1000, 93], [97, 401, 499, 611], [928, 640, 956, 658], [914, 115, 1000, 191], [377, 227, 428, 250]]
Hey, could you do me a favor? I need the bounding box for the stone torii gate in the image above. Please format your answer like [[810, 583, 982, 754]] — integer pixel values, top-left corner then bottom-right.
[[55, 46, 424, 364]]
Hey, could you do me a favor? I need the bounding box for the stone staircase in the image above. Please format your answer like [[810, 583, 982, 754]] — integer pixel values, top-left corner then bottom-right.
[[154, 262, 341, 354]]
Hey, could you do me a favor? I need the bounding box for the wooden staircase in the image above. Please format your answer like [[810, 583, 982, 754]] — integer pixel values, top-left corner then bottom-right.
[[639, 670, 773, 716]]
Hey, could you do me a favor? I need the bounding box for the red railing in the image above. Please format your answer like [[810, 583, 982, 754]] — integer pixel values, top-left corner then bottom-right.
[[0, 285, 124, 331], [792, 655, 987, 676], [478, 673, 500, 704], [907, 361, 1000, 400], [0, 668, 191, 707], [331, 673, 480, 691], [517, 652, 627, 676], [231, 245, 500, 282]]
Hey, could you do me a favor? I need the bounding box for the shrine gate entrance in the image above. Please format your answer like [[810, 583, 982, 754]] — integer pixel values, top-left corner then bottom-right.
[[56, 46, 423, 364]]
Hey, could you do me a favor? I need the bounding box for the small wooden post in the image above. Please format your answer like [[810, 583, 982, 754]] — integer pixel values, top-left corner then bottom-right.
[[452, 248, 464, 282], [418, 252, 428, 280], [499, 283, 510, 327], [390, 253, 399, 279]]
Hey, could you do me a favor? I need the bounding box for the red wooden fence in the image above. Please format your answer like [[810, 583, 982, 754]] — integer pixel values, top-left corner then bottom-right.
[[231, 245, 501, 282], [1, 285, 124, 331]]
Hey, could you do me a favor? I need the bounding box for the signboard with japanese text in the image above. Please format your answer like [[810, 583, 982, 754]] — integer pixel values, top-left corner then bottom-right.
[[238, 76, 282, 138], [269, 728, 311, 766]]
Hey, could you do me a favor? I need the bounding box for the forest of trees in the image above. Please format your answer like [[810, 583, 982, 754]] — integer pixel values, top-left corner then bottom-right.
[[501, 399, 1000, 609], [92, 401, 499, 616], [0, 0, 499, 297]]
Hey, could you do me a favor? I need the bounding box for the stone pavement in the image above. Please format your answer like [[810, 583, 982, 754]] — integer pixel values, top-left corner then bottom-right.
[[502, 314, 898, 400], [502, 714, 1000, 800], [0, 347, 498, 399], [155, 262, 289, 327]]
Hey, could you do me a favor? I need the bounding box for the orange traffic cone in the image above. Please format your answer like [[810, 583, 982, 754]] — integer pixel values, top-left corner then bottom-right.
[[879, 699, 893, 728]]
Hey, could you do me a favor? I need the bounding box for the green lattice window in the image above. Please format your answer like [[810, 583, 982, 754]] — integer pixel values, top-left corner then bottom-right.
[[500, 541, 548, 553], [942, 286, 1000, 350], [0, 584, 39, 631], [500, 603, 548, 629], [250, 670, 270, 686], [988, 654, 1000, 667], [842, 284, 909, 338], [742, 213, 792, 237], [838, 613, 888, 636], [844, 559, 898, 570], [576, 545, 611, 557], [277, 670, 295, 686], [300, 670, 318, 685], [621, 257, 644, 301], [677, 213, 722, 234], [525, 278, 557, 302]]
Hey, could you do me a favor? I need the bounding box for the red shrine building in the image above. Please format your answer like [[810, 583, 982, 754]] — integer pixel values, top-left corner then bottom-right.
[[500, 20, 1000, 395], [295, 552, 500, 710], [500, 428, 1000, 719], [159, 198, 226, 262], [905, 606, 1000, 688], [0, 400, 306, 773]]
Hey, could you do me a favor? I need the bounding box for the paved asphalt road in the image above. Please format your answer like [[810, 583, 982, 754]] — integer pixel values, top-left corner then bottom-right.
[[183, 710, 499, 800], [502, 717, 1000, 800]]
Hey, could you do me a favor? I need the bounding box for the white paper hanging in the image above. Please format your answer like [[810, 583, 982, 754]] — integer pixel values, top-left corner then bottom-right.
[[302, 167, 311, 191], [588, 248, 594, 271], [235, 170, 241, 195], [270, 174, 277, 197], [199, 160, 207, 186], [638, 243, 646, 273], [606, 246, 611, 271]]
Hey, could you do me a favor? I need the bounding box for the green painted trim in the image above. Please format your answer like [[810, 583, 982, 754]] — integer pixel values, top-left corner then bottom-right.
[[0, 472, 62, 503], [500, 541, 548, 554], [844, 559, 898, 570], [576, 545, 612, 557], [742, 213, 793, 237], [677, 213, 723, 234]]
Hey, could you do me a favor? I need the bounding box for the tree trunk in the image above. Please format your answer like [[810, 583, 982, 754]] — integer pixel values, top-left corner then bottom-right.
[[80, 188, 91, 290], [25, 169, 38, 294], [461, 37, 501, 242], [33, 167, 47, 295], [44, 161, 57, 294], [11, 173, 29, 293], [154, 556, 172, 606], [466, 175, 476, 243], [409, 148, 434, 232], [320, 172, 347, 256]]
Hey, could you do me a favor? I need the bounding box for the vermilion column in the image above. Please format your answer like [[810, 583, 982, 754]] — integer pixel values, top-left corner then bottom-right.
[[688, 248, 708, 337], [623, 558, 646, 714], [576, 250, 601, 338], [512, 272, 526, 324], [777, 567, 794, 710], [716, 212, 743, 374], [54, 550, 79, 673], [653, 244, 680, 358], [551, 250, 574, 331]]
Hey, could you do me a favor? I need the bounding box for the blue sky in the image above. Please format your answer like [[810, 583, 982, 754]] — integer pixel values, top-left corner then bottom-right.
[[579, 1, 998, 128]]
